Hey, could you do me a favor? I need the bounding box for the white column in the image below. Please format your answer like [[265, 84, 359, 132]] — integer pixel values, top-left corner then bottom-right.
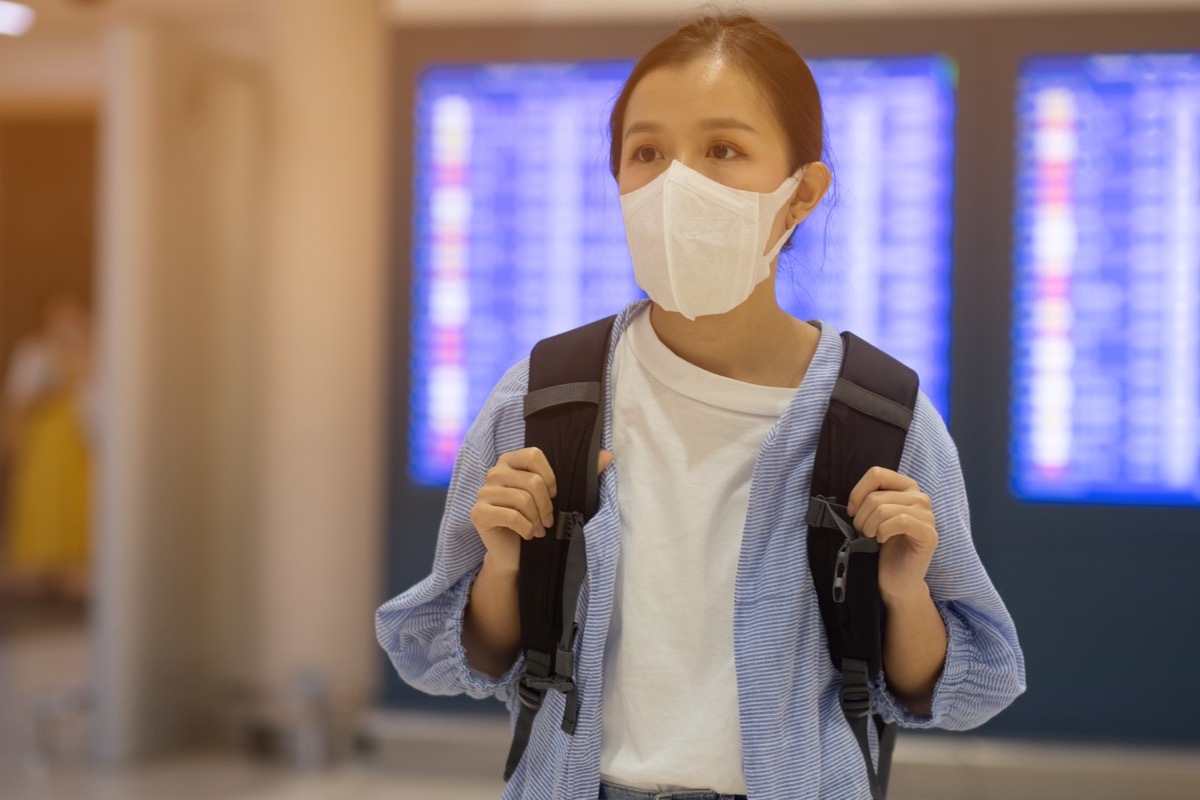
[[93, 22, 269, 764], [92, 22, 169, 765], [254, 0, 387, 741]]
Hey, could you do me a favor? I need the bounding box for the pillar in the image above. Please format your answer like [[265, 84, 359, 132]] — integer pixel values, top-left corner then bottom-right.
[[253, 0, 387, 745]]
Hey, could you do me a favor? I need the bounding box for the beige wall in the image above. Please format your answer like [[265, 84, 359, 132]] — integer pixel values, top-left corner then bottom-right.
[[0, 33, 101, 108], [0, 115, 96, 380]]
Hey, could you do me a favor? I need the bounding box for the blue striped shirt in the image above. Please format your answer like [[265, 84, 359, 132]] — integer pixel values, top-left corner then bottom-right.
[[376, 300, 1026, 799]]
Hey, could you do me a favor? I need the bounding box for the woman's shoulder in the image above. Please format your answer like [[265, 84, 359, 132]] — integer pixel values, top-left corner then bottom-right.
[[909, 390, 955, 451], [899, 389, 961, 491], [462, 357, 531, 461]]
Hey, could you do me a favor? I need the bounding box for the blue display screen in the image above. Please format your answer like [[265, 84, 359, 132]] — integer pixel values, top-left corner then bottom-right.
[[409, 57, 958, 487], [1011, 54, 1200, 505]]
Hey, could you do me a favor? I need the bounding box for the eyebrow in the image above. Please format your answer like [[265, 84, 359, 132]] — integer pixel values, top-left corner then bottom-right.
[[623, 117, 759, 141]]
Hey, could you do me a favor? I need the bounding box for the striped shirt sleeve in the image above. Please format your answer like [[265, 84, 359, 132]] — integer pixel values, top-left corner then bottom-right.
[[374, 361, 532, 704], [872, 391, 1028, 730]]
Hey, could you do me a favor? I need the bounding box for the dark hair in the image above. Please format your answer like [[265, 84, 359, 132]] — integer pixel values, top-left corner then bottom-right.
[[608, 14, 824, 178]]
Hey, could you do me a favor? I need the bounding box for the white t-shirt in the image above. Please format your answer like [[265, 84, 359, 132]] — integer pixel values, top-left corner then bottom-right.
[[600, 307, 796, 794]]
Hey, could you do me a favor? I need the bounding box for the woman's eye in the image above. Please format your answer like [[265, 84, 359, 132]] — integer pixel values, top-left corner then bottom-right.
[[632, 146, 659, 163], [709, 143, 741, 160]]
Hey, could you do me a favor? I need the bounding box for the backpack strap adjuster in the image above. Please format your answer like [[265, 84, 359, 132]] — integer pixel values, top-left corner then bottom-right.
[[833, 537, 882, 604], [554, 511, 584, 541], [555, 642, 575, 678], [839, 658, 873, 720], [808, 495, 858, 539]]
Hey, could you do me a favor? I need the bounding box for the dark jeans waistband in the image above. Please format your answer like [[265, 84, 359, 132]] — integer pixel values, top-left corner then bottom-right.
[[599, 781, 748, 800]]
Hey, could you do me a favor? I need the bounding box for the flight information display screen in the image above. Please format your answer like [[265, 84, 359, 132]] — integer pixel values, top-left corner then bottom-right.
[[1012, 53, 1200, 505], [409, 56, 958, 486]]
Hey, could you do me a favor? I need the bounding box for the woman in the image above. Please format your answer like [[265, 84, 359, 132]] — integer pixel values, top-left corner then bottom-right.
[[1, 296, 93, 602], [377, 14, 1025, 800]]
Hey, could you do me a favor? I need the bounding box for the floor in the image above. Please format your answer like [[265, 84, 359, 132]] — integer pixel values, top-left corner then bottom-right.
[[2, 611, 1199, 800]]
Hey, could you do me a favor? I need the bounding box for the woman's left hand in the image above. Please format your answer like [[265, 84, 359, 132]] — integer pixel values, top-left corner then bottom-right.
[[846, 466, 938, 605]]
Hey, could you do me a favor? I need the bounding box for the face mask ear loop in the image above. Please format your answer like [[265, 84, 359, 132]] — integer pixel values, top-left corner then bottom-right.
[[761, 166, 809, 261], [764, 221, 797, 263]]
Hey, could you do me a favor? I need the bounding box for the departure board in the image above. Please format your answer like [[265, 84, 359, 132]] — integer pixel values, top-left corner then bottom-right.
[[409, 62, 635, 486], [409, 57, 958, 486], [1012, 54, 1200, 505]]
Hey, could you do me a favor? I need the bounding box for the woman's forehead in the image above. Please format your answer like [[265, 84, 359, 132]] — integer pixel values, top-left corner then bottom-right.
[[624, 57, 778, 133]]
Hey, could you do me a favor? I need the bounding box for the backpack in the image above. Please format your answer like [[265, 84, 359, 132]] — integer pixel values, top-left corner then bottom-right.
[[504, 314, 919, 800]]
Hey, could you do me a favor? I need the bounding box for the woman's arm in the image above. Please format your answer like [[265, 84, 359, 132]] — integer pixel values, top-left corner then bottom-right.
[[462, 447, 613, 677], [880, 584, 947, 715], [462, 554, 522, 677], [847, 465, 947, 715], [847, 394, 1025, 729], [376, 362, 535, 701]]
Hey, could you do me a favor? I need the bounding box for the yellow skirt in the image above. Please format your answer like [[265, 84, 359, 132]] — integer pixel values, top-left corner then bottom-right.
[[4, 394, 90, 570]]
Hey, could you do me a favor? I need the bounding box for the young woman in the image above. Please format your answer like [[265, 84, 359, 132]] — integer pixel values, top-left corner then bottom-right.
[[377, 14, 1025, 800]]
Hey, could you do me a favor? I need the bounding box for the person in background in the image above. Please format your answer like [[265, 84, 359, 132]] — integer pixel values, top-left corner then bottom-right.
[[377, 13, 1025, 800], [1, 295, 94, 603]]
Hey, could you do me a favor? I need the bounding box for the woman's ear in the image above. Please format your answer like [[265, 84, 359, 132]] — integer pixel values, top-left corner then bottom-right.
[[788, 162, 831, 225]]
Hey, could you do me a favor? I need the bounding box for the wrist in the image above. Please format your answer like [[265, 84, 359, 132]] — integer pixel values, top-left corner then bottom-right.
[[481, 551, 521, 580], [881, 579, 933, 611]]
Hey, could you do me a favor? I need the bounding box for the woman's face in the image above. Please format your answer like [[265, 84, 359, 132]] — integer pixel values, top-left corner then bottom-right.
[[617, 56, 793, 197]]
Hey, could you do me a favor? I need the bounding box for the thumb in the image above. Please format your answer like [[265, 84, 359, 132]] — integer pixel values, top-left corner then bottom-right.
[[598, 449, 614, 474]]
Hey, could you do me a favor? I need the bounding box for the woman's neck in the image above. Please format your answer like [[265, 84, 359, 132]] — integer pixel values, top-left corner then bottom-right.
[[647, 286, 820, 389]]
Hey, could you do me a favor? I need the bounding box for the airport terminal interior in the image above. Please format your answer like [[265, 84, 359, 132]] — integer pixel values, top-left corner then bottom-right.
[[1, 1, 1199, 798]]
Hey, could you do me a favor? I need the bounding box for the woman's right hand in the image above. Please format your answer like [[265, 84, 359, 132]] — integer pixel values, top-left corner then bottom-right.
[[470, 447, 613, 574], [463, 446, 612, 675]]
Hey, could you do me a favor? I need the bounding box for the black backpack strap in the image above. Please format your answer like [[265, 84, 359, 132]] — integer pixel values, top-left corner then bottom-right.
[[503, 315, 616, 781], [807, 330, 919, 800]]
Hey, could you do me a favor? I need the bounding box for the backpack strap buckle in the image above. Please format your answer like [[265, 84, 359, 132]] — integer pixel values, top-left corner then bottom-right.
[[839, 658, 892, 800], [516, 649, 554, 709], [523, 674, 576, 695], [839, 673, 873, 720], [517, 679, 544, 711]]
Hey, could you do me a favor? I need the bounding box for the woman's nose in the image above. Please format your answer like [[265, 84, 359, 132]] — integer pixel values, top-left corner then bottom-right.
[[673, 154, 701, 172]]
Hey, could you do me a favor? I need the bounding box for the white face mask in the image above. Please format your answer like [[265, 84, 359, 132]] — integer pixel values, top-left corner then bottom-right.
[[620, 160, 806, 320]]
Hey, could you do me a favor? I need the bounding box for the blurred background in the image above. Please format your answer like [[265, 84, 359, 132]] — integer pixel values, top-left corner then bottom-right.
[[0, 0, 1198, 799]]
